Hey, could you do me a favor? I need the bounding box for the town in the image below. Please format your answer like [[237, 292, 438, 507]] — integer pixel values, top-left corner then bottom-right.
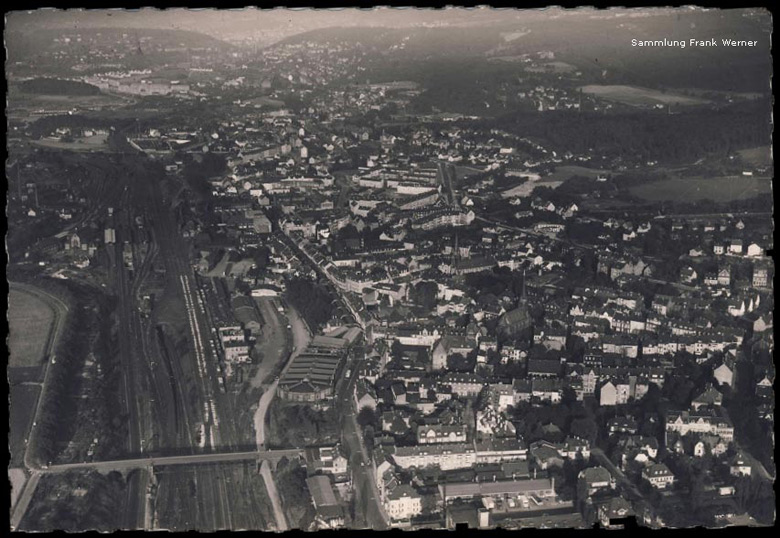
[[7, 7, 774, 533]]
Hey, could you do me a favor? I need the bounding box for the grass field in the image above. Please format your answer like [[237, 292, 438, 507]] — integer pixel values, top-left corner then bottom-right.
[[9, 384, 41, 467], [580, 85, 709, 107], [737, 146, 772, 168], [454, 165, 487, 178], [501, 165, 606, 199], [8, 288, 55, 368], [546, 165, 609, 182], [629, 176, 772, 203]]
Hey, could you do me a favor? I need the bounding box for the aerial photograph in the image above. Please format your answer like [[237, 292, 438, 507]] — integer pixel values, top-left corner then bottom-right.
[[6, 6, 774, 532]]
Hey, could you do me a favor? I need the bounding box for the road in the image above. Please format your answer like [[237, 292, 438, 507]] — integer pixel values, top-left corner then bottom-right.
[[259, 460, 289, 532], [591, 447, 646, 504], [339, 367, 390, 529], [9, 471, 41, 531], [254, 298, 311, 450], [42, 448, 303, 474]]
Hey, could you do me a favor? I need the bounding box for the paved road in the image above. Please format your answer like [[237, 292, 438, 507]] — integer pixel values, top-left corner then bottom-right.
[[259, 460, 289, 532], [255, 381, 278, 450]]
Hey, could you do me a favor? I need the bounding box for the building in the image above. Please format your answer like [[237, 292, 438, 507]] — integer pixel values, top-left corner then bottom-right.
[[665, 410, 735, 443], [432, 335, 475, 370], [417, 424, 468, 445], [730, 454, 752, 476], [305, 445, 349, 481], [306, 475, 345, 529], [597, 496, 633, 528], [438, 477, 555, 502], [392, 443, 476, 471], [578, 466, 614, 496], [278, 348, 345, 403], [385, 484, 423, 522], [713, 362, 734, 387], [752, 265, 770, 288], [642, 463, 674, 489]]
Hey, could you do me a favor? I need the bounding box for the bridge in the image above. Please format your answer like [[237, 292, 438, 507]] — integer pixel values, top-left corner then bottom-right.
[[42, 448, 304, 474]]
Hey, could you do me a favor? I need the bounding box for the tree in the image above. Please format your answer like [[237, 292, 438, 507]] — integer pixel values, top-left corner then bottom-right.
[[570, 417, 598, 444], [420, 493, 439, 515], [363, 425, 375, 455], [446, 353, 476, 373], [357, 406, 378, 429], [411, 281, 438, 310]]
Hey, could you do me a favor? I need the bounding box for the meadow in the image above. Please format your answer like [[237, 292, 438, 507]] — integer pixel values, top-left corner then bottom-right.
[[629, 175, 771, 203]]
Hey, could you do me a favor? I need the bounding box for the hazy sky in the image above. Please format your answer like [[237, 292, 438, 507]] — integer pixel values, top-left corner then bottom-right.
[[8, 7, 521, 36]]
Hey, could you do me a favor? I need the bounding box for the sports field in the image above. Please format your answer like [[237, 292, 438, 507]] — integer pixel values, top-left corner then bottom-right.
[[8, 288, 55, 368], [580, 85, 708, 107]]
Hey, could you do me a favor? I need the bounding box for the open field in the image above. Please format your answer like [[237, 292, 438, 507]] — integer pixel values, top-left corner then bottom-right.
[[502, 164, 610, 198], [454, 164, 487, 178], [737, 145, 772, 168], [580, 84, 709, 107], [629, 176, 772, 203], [9, 384, 41, 467], [546, 165, 609, 182], [8, 287, 55, 368]]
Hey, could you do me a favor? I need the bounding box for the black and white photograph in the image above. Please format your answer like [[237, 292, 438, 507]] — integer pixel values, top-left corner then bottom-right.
[[6, 6, 774, 532]]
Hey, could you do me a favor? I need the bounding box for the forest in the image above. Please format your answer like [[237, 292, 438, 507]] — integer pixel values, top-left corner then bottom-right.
[[20, 77, 101, 96], [486, 101, 772, 165], [284, 277, 336, 331]]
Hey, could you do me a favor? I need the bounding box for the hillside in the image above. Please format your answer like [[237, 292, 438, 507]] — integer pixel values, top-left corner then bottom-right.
[[273, 9, 771, 94]]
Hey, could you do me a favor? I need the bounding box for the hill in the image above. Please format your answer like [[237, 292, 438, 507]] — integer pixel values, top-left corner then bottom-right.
[[274, 9, 771, 94]]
